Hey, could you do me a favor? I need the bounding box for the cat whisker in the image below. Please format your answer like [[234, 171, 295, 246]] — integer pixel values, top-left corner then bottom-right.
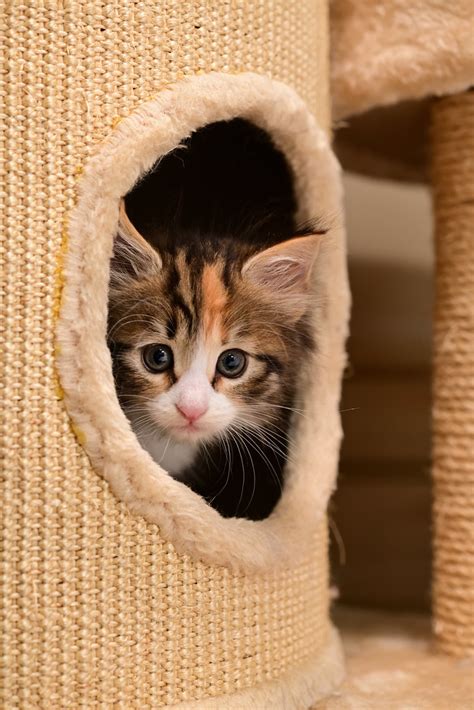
[[219, 431, 233, 488], [229, 430, 247, 516], [157, 435, 172, 465], [240, 413, 293, 438], [133, 418, 159, 440], [243, 418, 294, 440], [237, 423, 291, 466], [251, 401, 308, 418], [108, 314, 160, 340], [198, 438, 213, 471], [231, 428, 256, 516], [235, 428, 283, 496], [208, 434, 233, 505], [235, 418, 297, 467], [120, 392, 160, 403]]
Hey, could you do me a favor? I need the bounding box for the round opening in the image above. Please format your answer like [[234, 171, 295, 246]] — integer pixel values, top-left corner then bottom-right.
[[108, 118, 316, 521], [58, 73, 347, 570]]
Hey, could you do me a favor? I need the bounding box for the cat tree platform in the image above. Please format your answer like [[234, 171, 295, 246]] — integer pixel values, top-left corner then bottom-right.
[[318, 607, 474, 709]]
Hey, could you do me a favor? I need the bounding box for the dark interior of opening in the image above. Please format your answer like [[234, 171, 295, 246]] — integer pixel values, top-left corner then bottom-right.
[[112, 119, 301, 521], [125, 118, 299, 247]]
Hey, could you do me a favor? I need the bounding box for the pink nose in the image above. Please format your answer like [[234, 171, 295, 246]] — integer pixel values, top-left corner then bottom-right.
[[176, 402, 208, 423]]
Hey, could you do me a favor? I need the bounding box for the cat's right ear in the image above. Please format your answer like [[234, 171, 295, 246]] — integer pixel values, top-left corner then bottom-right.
[[110, 199, 162, 283]]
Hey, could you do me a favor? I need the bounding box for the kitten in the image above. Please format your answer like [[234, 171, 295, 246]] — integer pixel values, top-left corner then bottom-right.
[[108, 200, 321, 520]]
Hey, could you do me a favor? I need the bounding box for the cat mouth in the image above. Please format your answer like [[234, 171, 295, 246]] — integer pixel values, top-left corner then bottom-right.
[[180, 422, 200, 432], [173, 421, 207, 439], [171, 418, 225, 443]]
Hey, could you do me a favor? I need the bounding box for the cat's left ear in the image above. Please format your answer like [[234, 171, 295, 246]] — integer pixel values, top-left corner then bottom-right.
[[241, 234, 322, 301]]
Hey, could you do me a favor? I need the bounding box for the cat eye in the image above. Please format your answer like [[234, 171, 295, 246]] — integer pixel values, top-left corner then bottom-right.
[[142, 344, 173, 373], [216, 349, 247, 379]]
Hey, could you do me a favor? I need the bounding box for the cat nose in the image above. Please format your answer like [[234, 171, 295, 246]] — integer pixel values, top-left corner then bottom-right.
[[176, 402, 208, 423]]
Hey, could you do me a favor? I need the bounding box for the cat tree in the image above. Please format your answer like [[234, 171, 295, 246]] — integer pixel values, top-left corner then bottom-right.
[[2, 2, 472, 708], [1, 2, 349, 708]]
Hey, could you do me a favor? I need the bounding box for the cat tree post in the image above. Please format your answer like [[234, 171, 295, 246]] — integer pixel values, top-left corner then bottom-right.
[[430, 91, 474, 657]]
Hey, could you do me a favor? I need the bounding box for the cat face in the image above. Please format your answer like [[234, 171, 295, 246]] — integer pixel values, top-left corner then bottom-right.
[[108, 201, 320, 449]]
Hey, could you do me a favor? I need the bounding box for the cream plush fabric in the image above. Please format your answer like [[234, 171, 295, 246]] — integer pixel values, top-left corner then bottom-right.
[[318, 607, 474, 709], [331, 0, 474, 121]]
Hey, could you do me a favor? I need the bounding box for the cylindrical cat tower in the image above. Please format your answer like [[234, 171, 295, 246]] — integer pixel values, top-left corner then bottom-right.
[[1, 3, 349, 708], [331, 0, 474, 659]]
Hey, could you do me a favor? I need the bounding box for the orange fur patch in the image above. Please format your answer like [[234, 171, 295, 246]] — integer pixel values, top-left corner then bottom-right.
[[202, 263, 228, 340]]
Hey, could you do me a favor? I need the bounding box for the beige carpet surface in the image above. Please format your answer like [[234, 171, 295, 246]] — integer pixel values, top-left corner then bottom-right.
[[316, 607, 474, 709]]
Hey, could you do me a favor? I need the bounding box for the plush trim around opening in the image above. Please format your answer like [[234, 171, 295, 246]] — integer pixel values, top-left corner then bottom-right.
[[57, 72, 349, 572]]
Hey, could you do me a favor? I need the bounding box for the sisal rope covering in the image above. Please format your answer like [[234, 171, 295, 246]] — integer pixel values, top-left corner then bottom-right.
[[0, 2, 332, 707], [430, 91, 474, 657]]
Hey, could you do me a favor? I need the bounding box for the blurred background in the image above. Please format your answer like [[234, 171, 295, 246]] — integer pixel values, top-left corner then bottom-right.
[[331, 173, 433, 611]]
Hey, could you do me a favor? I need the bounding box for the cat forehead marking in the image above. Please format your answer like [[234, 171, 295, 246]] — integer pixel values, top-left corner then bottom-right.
[[201, 262, 228, 340]]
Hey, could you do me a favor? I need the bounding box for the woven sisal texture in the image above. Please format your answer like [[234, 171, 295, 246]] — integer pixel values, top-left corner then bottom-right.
[[430, 91, 474, 658], [0, 2, 332, 707]]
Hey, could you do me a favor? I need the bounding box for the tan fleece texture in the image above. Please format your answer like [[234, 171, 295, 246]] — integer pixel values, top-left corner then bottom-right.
[[57, 72, 350, 573], [331, 0, 474, 121], [318, 607, 474, 709]]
